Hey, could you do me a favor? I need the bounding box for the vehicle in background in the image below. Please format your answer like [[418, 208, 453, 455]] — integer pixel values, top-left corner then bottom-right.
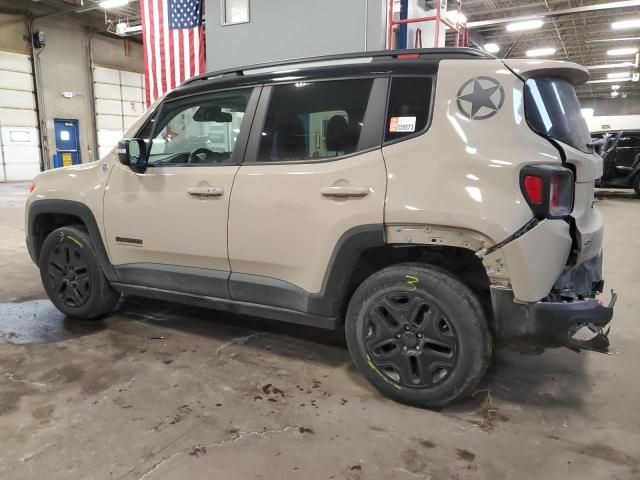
[[592, 130, 640, 195]]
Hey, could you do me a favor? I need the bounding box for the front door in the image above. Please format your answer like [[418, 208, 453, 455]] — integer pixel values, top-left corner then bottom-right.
[[227, 78, 388, 314], [103, 86, 259, 297], [611, 131, 640, 183]]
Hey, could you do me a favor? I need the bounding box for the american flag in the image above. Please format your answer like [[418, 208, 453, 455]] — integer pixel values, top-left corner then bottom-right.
[[140, 0, 205, 106]]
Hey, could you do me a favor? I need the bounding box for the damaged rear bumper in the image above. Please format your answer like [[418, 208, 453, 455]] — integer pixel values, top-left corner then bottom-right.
[[490, 286, 616, 353]]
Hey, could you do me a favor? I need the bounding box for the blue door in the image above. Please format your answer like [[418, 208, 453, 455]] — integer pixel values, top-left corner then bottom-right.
[[53, 119, 80, 168]]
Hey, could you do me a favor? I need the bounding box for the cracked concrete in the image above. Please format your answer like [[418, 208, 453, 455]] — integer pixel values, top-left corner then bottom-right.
[[1, 182, 640, 479]]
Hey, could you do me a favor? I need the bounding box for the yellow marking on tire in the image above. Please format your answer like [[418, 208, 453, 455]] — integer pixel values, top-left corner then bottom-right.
[[67, 236, 83, 249], [406, 275, 419, 291], [367, 354, 402, 390]]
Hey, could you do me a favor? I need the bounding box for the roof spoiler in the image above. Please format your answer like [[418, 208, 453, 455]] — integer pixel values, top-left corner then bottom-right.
[[502, 59, 590, 86]]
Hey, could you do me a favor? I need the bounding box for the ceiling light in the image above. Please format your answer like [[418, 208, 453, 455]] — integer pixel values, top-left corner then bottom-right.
[[506, 19, 544, 32], [99, 0, 129, 8], [612, 19, 640, 30], [484, 43, 500, 54], [587, 77, 631, 84], [607, 47, 639, 56], [115, 23, 142, 35], [526, 47, 556, 57], [607, 71, 631, 78], [587, 62, 636, 70], [612, 84, 621, 90]]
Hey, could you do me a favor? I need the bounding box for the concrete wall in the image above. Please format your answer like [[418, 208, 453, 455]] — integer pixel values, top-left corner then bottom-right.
[[0, 12, 143, 169], [204, 0, 388, 71]]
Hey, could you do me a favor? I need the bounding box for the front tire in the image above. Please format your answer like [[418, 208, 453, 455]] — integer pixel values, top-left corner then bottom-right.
[[39, 226, 120, 319], [345, 263, 491, 408]]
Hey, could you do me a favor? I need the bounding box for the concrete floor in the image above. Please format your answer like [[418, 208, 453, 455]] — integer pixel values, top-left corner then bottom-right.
[[1, 181, 639, 480]]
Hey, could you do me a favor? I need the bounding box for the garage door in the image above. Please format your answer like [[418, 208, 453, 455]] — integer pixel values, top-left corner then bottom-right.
[[93, 67, 145, 159], [0, 51, 41, 182]]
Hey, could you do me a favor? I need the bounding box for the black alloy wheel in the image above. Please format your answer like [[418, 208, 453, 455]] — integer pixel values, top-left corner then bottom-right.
[[364, 292, 458, 388], [46, 241, 92, 307]]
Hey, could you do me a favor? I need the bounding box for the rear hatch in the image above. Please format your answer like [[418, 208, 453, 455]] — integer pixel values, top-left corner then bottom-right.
[[504, 59, 604, 265]]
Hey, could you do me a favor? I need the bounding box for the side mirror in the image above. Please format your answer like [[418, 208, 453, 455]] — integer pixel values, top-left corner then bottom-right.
[[117, 139, 148, 173]]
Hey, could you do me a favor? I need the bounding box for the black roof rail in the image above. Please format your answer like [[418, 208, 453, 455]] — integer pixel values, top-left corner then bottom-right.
[[182, 48, 491, 86]]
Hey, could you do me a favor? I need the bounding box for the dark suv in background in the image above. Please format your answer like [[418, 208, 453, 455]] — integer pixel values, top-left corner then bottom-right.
[[593, 130, 640, 195]]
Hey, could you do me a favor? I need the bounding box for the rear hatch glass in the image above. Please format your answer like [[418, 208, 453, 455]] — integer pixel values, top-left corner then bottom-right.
[[524, 77, 593, 154]]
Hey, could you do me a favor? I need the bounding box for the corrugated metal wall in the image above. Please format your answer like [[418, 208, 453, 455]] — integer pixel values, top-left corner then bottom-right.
[[93, 66, 145, 159], [0, 51, 41, 182]]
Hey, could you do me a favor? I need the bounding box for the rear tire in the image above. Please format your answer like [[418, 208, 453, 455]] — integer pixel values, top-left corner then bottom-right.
[[39, 226, 120, 319], [345, 263, 491, 408]]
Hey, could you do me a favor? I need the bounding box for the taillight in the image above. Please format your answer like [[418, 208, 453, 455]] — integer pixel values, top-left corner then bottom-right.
[[523, 176, 543, 204], [520, 165, 574, 219]]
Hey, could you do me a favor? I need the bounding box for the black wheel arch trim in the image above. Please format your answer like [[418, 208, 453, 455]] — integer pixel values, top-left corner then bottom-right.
[[27, 199, 118, 282]]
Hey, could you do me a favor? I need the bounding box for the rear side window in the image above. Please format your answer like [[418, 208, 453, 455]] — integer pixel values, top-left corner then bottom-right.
[[524, 77, 593, 154], [385, 76, 433, 142], [257, 79, 373, 162]]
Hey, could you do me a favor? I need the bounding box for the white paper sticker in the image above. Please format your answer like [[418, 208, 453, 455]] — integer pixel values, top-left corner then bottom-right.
[[389, 116, 416, 133]]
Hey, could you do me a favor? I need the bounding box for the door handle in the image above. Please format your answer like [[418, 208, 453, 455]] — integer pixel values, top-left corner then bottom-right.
[[187, 186, 224, 197], [320, 186, 370, 198]]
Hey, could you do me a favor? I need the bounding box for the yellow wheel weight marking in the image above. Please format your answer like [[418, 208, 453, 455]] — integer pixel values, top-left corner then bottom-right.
[[366, 355, 402, 390], [58, 231, 83, 249], [406, 275, 419, 291]]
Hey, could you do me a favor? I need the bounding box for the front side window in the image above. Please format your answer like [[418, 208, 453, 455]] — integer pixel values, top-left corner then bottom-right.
[[257, 79, 374, 163], [524, 77, 593, 154], [148, 88, 252, 166], [385, 76, 434, 142]]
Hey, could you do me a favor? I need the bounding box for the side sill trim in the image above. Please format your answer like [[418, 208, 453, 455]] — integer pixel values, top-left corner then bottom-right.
[[112, 283, 337, 330]]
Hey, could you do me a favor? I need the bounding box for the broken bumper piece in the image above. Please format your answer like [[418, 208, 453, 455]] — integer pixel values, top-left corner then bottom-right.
[[490, 286, 616, 353]]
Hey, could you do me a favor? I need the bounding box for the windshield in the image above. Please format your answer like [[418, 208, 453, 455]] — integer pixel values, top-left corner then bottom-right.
[[524, 77, 593, 154]]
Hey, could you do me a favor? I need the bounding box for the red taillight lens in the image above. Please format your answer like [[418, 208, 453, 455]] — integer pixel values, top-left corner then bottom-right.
[[523, 175, 543, 204]]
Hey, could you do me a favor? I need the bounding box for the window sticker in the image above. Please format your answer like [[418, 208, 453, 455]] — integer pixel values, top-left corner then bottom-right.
[[389, 116, 417, 133]]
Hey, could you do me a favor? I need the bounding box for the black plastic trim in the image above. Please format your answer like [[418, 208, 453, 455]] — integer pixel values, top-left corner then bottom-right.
[[112, 283, 337, 330], [115, 263, 231, 298], [27, 199, 117, 282]]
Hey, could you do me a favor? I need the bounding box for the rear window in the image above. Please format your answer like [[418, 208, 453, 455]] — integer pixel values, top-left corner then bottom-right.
[[524, 77, 593, 154]]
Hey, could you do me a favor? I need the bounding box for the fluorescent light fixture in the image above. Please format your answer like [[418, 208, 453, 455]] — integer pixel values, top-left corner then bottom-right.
[[587, 77, 631, 84], [506, 19, 543, 32], [607, 47, 639, 56], [587, 61, 635, 70], [612, 19, 640, 30], [115, 23, 142, 35], [446, 11, 467, 25], [484, 43, 500, 54], [100, 0, 129, 8], [607, 71, 631, 78], [526, 47, 556, 57], [581, 108, 594, 118]]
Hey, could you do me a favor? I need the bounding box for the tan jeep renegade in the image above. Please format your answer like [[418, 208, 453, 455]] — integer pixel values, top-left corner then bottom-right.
[[26, 48, 616, 407]]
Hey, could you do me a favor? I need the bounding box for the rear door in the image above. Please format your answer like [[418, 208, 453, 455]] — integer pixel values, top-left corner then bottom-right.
[[227, 77, 388, 315], [611, 131, 640, 181], [103, 86, 259, 297]]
